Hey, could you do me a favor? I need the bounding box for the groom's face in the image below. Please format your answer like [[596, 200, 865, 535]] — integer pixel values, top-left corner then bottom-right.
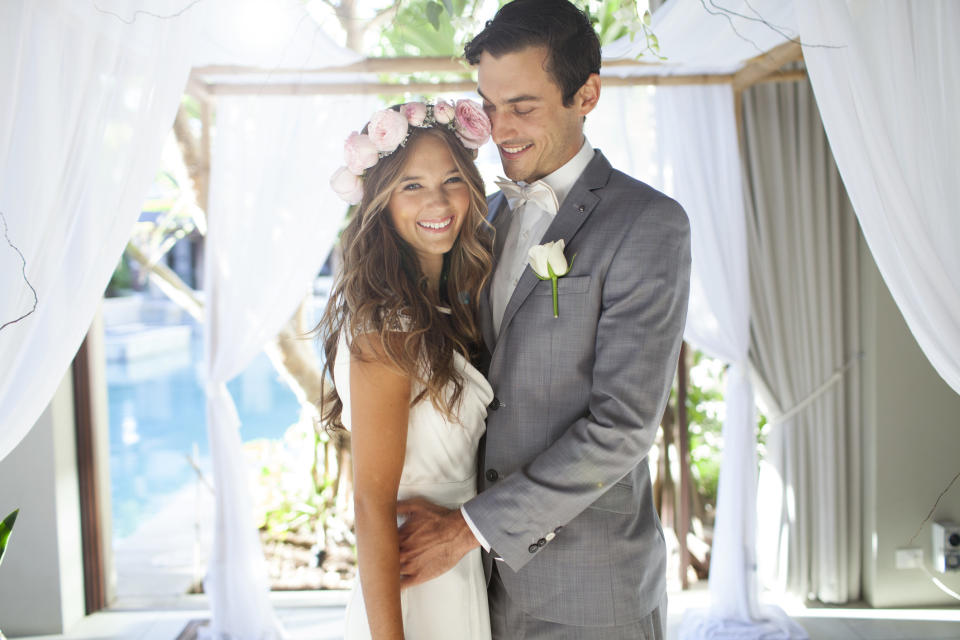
[[477, 46, 595, 183]]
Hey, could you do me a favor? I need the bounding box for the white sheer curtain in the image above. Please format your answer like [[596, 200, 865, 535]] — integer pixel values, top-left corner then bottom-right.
[[797, 0, 960, 394], [655, 85, 806, 639], [603, 0, 797, 75], [743, 78, 862, 604], [201, 93, 377, 639], [0, 0, 195, 460]]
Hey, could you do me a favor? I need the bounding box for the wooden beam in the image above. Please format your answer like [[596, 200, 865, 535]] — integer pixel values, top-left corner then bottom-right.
[[193, 57, 470, 76], [205, 72, 735, 97], [191, 56, 660, 78], [756, 69, 808, 85], [677, 341, 690, 589], [185, 71, 211, 102], [207, 80, 478, 97], [73, 336, 107, 614], [195, 43, 804, 98], [199, 98, 211, 214], [732, 41, 803, 92]]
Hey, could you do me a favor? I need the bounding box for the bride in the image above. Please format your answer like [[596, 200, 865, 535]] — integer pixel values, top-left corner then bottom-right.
[[316, 101, 494, 639]]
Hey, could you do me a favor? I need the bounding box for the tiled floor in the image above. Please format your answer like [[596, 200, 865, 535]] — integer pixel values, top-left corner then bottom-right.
[[9, 587, 960, 640]]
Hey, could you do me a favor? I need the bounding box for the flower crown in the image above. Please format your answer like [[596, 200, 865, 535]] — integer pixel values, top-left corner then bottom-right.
[[330, 100, 492, 205]]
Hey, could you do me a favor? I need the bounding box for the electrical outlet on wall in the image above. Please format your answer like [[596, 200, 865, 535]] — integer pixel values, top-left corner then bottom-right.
[[932, 522, 960, 572], [895, 547, 923, 569]]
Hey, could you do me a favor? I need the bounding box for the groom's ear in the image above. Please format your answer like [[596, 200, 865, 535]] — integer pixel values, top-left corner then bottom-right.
[[574, 74, 601, 117]]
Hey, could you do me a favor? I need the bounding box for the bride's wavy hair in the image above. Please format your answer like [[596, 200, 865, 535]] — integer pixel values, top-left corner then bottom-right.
[[316, 121, 492, 431]]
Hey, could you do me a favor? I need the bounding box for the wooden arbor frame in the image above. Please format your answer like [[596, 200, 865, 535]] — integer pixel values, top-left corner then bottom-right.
[[186, 42, 803, 98], [75, 40, 804, 612]]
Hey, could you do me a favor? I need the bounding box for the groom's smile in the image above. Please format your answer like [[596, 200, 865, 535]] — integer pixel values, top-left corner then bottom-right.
[[477, 45, 595, 183]]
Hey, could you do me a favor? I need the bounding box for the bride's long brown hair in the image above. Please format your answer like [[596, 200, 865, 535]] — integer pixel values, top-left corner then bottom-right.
[[316, 121, 492, 430]]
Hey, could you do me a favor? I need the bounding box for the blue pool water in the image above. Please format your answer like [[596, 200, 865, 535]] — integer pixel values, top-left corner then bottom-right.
[[107, 328, 307, 540]]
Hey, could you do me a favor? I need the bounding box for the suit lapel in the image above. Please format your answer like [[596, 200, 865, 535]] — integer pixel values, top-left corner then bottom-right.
[[495, 151, 612, 341], [480, 192, 510, 352]]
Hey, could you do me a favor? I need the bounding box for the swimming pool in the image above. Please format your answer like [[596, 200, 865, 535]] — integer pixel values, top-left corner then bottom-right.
[[107, 325, 306, 540]]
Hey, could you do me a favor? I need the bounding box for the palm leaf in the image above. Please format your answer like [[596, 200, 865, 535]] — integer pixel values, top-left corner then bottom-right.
[[0, 509, 18, 567]]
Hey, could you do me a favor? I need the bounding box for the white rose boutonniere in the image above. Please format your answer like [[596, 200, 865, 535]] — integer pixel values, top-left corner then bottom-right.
[[528, 240, 576, 318]]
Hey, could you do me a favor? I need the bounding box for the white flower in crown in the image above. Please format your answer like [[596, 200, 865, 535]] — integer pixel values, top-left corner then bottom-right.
[[330, 166, 363, 205], [368, 108, 409, 153], [528, 240, 576, 318], [434, 100, 455, 124], [401, 102, 428, 126], [343, 132, 379, 175]]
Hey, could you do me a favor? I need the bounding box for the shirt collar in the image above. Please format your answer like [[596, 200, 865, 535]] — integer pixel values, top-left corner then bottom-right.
[[539, 138, 594, 209]]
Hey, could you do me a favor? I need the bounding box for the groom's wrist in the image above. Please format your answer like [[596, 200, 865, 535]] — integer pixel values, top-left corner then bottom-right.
[[459, 505, 490, 552]]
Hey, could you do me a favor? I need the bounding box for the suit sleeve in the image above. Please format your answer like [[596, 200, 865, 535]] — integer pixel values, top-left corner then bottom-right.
[[462, 195, 691, 570]]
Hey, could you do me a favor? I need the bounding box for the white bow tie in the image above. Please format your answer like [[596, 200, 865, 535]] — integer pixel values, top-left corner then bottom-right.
[[495, 178, 559, 216]]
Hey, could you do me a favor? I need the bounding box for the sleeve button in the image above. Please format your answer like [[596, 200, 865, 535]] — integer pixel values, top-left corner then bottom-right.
[[528, 544, 539, 553]]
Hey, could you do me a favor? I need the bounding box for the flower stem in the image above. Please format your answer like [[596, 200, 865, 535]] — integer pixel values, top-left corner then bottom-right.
[[551, 276, 559, 318]]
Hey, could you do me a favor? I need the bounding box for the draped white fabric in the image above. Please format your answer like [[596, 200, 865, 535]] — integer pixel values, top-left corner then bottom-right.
[[0, 0, 195, 461], [201, 93, 377, 639], [797, 0, 960, 394], [603, 0, 797, 75], [186, 2, 368, 634], [655, 85, 805, 639], [743, 78, 862, 604]]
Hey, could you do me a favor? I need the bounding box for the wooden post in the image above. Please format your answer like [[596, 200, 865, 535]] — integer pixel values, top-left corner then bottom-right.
[[677, 341, 691, 589], [73, 335, 106, 613]]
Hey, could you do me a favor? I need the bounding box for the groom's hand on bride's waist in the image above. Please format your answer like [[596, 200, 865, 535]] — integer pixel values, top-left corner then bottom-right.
[[397, 497, 479, 588]]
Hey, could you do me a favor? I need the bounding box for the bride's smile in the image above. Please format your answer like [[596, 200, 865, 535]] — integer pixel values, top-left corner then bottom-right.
[[388, 133, 470, 286]]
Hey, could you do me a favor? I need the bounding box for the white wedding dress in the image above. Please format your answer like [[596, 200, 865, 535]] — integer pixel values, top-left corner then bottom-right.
[[335, 330, 493, 640]]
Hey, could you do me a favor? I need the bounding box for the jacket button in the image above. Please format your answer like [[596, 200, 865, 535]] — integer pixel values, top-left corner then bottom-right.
[[485, 469, 499, 482], [537, 537, 547, 547], [545, 532, 556, 541], [488, 397, 501, 411], [528, 544, 539, 553]]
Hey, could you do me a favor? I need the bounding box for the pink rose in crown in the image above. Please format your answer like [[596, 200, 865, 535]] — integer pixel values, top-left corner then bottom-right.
[[344, 132, 378, 175], [453, 99, 491, 149], [367, 109, 409, 153], [401, 102, 428, 126], [330, 166, 364, 204], [434, 100, 455, 124]]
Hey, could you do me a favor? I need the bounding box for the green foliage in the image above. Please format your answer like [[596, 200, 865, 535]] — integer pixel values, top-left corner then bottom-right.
[[106, 253, 135, 296], [372, 0, 661, 59], [683, 350, 772, 511], [249, 419, 341, 542], [0, 509, 18, 568], [374, 0, 476, 57], [685, 350, 725, 508]]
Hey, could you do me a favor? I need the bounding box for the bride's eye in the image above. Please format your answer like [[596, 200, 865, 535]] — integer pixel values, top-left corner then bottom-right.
[[445, 176, 463, 184], [402, 182, 422, 191]]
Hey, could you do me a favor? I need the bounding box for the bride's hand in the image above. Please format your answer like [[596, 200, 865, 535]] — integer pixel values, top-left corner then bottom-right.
[[397, 498, 479, 589]]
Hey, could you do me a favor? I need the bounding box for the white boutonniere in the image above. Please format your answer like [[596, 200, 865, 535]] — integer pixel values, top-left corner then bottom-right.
[[528, 240, 576, 318]]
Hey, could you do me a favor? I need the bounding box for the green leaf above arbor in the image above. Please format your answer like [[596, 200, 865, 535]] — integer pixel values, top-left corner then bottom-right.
[[0, 509, 18, 567], [425, 1, 444, 30]]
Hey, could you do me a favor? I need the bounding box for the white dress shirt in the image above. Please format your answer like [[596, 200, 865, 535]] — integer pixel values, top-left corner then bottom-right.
[[489, 139, 595, 336], [462, 138, 595, 553]]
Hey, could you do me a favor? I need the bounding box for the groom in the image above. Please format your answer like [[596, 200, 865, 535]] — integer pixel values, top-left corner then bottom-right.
[[397, 0, 690, 637]]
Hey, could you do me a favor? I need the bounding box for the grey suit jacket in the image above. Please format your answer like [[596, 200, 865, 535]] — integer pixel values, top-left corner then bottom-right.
[[462, 150, 691, 627]]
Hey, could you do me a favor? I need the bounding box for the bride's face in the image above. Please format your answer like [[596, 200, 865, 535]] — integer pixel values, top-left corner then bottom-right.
[[387, 133, 470, 279]]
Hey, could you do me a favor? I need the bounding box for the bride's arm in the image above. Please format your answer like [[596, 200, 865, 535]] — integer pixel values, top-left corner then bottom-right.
[[350, 333, 411, 640]]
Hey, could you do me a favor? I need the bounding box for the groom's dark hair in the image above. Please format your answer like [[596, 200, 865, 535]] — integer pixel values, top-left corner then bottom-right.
[[464, 0, 601, 107]]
